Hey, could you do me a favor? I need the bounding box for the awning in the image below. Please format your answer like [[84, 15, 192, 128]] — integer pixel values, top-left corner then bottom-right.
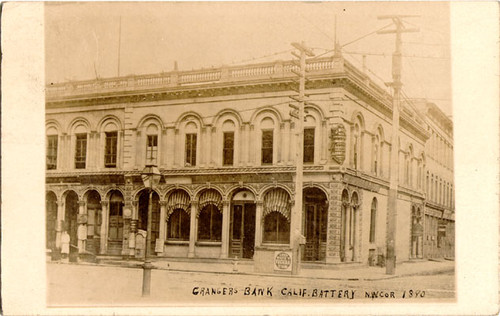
[[263, 188, 291, 222], [166, 190, 191, 219], [198, 189, 223, 212]]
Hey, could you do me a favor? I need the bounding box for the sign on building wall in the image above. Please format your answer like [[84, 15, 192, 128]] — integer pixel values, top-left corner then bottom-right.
[[273, 251, 292, 272]]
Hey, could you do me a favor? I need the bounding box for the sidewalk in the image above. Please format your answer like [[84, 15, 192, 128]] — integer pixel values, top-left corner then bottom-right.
[[74, 256, 454, 281]]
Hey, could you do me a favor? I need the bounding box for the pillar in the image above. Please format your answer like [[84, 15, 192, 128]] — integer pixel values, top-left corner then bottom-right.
[[188, 199, 198, 258], [254, 200, 263, 248], [321, 120, 327, 164], [220, 200, 230, 258], [129, 201, 139, 257], [100, 201, 109, 254], [157, 201, 167, 255], [55, 200, 64, 249], [248, 124, 255, 166], [239, 125, 246, 166], [283, 121, 290, 165], [121, 201, 132, 257], [77, 200, 87, 253]]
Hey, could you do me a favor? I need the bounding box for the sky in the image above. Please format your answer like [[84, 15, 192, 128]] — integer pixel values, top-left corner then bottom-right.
[[45, 2, 452, 115]]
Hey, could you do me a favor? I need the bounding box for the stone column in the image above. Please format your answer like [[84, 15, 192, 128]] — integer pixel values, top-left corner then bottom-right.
[[100, 201, 109, 254], [283, 121, 291, 165], [157, 200, 167, 255], [209, 127, 216, 167], [220, 200, 230, 258], [129, 201, 139, 257], [134, 130, 142, 169], [321, 120, 328, 164], [160, 129, 168, 167], [55, 200, 64, 249], [201, 127, 208, 167], [239, 125, 246, 166], [118, 131, 124, 169], [188, 199, 198, 258], [254, 200, 263, 247], [249, 125, 255, 166], [121, 201, 132, 257], [77, 201, 87, 253], [277, 123, 283, 164]]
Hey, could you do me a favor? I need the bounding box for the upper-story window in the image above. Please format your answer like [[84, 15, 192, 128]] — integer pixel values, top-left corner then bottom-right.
[[146, 134, 158, 165], [369, 198, 377, 243], [223, 132, 234, 166], [75, 133, 87, 169], [303, 128, 315, 163], [352, 123, 361, 169], [372, 135, 380, 175], [185, 133, 197, 166], [46, 135, 58, 170], [261, 130, 273, 165], [105, 131, 118, 168]]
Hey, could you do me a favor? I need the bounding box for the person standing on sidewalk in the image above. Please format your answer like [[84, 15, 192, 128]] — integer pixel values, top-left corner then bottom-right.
[[61, 228, 70, 262]]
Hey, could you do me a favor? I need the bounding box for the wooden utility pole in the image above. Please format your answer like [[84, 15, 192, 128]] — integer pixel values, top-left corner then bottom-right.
[[377, 15, 418, 275], [289, 42, 314, 275]]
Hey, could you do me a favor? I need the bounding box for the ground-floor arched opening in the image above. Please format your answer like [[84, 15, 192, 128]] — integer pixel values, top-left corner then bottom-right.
[[46, 192, 58, 251], [64, 191, 79, 256], [229, 189, 256, 259], [138, 190, 160, 254], [85, 190, 102, 254], [302, 187, 328, 262]]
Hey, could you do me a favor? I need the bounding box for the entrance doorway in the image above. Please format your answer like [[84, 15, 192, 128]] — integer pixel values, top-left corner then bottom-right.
[[230, 203, 256, 259], [230, 190, 256, 259], [303, 188, 328, 262], [64, 191, 79, 256]]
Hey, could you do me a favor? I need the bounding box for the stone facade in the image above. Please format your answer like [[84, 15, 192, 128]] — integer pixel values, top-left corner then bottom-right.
[[45, 53, 453, 265]]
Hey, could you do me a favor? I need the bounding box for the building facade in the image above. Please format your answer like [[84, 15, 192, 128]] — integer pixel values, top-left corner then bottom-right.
[[45, 52, 454, 267]]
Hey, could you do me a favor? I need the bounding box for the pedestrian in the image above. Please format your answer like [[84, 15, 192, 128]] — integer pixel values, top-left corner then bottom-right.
[[61, 229, 70, 262]]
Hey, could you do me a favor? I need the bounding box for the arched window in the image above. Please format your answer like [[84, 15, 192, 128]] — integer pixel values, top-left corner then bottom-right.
[[103, 122, 119, 168], [303, 115, 317, 164], [369, 198, 377, 243], [262, 188, 291, 244], [46, 126, 59, 170], [263, 212, 290, 244], [222, 120, 235, 166], [168, 209, 190, 240], [198, 204, 222, 241], [74, 124, 88, 169], [185, 122, 197, 167], [146, 124, 159, 165], [352, 123, 360, 169], [372, 135, 379, 175], [260, 117, 274, 165]]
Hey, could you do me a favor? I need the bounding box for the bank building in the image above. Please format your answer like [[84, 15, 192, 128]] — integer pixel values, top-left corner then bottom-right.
[[45, 49, 455, 271]]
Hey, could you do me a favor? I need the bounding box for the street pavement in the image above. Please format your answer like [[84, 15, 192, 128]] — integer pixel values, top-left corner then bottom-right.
[[47, 259, 455, 306]]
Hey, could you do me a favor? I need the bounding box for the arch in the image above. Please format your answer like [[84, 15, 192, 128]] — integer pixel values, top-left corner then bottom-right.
[[350, 111, 365, 130], [68, 117, 92, 134], [101, 187, 125, 201], [164, 185, 194, 200], [46, 119, 63, 135], [225, 184, 259, 201], [82, 187, 103, 200], [46, 191, 58, 250], [351, 191, 359, 206], [132, 187, 162, 201], [373, 123, 385, 142], [262, 187, 292, 222], [46, 190, 58, 201], [259, 184, 294, 198], [197, 188, 223, 213], [137, 114, 165, 130], [304, 103, 326, 121], [174, 111, 205, 130], [302, 183, 329, 199], [192, 185, 225, 200], [61, 189, 80, 201], [166, 189, 191, 219], [250, 107, 283, 126], [212, 108, 243, 127], [97, 115, 123, 132]]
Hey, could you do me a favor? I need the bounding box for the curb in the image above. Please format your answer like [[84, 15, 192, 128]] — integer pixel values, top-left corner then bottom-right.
[[47, 260, 454, 282]]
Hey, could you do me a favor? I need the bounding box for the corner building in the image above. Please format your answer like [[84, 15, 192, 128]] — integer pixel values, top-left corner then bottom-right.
[[45, 53, 454, 267]]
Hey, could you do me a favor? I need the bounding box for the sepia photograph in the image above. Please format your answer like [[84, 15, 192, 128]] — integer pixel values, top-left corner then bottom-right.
[[1, 1, 498, 315]]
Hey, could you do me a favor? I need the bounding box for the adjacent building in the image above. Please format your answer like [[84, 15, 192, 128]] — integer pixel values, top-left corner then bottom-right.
[[45, 50, 454, 268]]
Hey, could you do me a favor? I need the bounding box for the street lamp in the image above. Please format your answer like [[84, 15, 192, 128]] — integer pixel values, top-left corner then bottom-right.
[[141, 164, 162, 296]]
